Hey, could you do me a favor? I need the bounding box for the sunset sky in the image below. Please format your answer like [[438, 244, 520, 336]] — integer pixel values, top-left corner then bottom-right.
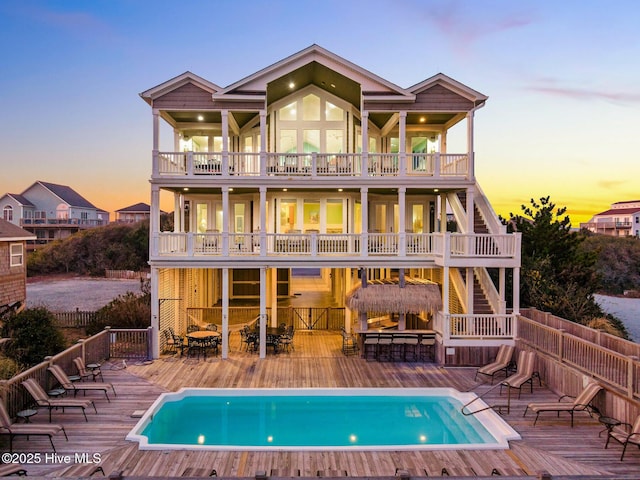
[[1, 0, 638, 225]]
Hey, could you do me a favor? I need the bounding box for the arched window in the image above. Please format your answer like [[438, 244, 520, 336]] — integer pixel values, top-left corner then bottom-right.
[[3, 205, 13, 221]]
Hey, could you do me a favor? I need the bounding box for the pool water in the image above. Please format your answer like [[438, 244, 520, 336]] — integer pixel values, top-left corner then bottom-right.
[[127, 388, 520, 451]]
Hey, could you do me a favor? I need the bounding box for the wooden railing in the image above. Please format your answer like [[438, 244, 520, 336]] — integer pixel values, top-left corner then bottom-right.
[[518, 315, 639, 400], [155, 151, 470, 178], [448, 314, 514, 339], [520, 307, 640, 358], [184, 306, 345, 333], [0, 330, 113, 417], [155, 231, 519, 262], [52, 309, 97, 328]]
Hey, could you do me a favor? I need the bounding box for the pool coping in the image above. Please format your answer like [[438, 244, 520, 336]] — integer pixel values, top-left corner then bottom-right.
[[126, 387, 521, 451]]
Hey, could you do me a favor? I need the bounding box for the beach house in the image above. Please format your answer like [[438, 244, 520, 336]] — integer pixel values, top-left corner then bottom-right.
[[140, 45, 521, 363]]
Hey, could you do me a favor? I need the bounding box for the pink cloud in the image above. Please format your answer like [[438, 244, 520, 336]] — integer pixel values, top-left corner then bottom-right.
[[528, 85, 640, 104]]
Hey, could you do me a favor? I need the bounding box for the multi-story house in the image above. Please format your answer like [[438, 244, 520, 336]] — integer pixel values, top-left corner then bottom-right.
[[0, 181, 108, 249], [580, 200, 640, 237], [115, 202, 154, 223], [0, 219, 34, 317], [140, 45, 521, 363]]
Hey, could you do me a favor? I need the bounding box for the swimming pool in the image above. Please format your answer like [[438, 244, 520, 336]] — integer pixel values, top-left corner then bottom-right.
[[126, 388, 520, 451]]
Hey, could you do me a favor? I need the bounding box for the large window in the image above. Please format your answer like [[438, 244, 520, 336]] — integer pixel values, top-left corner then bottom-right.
[[10, 243, 23, 267], [276, 90, 346, 153], [3, 205, 12, 221]]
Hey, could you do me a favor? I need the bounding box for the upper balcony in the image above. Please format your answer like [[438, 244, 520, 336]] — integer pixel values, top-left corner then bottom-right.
[[151, 231, 520, 268], [152, 151, 469, 182]]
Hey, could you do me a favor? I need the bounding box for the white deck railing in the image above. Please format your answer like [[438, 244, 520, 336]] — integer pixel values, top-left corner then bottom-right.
[[154, 151, 469, 178], [154, 231, 518, 260]]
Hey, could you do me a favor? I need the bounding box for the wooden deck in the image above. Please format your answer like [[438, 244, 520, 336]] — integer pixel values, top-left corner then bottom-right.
[[10, 331, 640, 478]]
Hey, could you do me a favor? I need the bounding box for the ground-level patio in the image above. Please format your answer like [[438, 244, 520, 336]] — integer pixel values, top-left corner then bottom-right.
[[14, 331, 640, 478]]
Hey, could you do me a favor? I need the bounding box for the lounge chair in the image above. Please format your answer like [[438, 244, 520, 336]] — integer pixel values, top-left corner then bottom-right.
[[475, 344, 515, 383], [605, 413, 640, 460], [0, 463, 27, 476], [0, 401, 67, 452], [73, 356, 103, 381], [523, 381, 602, 426], [48, 364, 116, 401], [22, 378, 97, 422], [500, 350, 536, 398]]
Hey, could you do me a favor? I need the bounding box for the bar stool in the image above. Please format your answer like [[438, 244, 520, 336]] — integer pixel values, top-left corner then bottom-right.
[[377, 334, 393, 361], [419, 335, 435, 362], [363, 333, 379, 361], [391, 335, 406, 362], [403, 334, 419, 361]]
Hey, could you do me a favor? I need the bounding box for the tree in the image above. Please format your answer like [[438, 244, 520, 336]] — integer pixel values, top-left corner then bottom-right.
[[1, 307, 67, 367], [505, 196, 627, 336]]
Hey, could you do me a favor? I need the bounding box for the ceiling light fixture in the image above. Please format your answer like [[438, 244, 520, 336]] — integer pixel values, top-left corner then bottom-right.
[[197, 115, 204, 121]]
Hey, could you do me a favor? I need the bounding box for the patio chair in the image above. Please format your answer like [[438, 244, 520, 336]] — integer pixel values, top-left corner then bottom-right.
[[499, 350, 536, 398], [22, 378, 97, 422], [475, 344, 515, 384], [0, 401, 68, 452], [605, 413, 640, 460], [279, 325, 295, 352], [73, 356, 103, 381], [205, 323, 218, 331], [523, 381, 603, 426], [187, 325, 200, 333], [48, 364, 116, 402]]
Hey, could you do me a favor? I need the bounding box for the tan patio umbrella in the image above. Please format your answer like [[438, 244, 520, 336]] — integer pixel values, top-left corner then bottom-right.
[[346, 283, 442, 314]]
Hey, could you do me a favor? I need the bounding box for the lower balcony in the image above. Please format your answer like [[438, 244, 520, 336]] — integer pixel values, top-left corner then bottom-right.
[[152, 232, 520, 264]]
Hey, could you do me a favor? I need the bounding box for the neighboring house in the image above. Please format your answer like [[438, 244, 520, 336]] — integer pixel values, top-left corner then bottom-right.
[[140, 45, 522, 362], [0, 219, 35, 317], [0, 181, 108, 249], [116, 202, 154, 223], [580, 200, 640, 237]]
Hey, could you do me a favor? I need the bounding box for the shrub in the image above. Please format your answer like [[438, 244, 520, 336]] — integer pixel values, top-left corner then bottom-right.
[[0, 356, 21, 379], [86, 290, 151, 336], [0, 307, 66, 367]]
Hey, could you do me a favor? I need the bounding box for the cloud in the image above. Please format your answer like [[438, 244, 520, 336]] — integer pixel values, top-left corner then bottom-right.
[[9, 2, 118, 43], [526, 82, 640, 105], [597, 179, 629, 190], [411, 0, 535, 56]]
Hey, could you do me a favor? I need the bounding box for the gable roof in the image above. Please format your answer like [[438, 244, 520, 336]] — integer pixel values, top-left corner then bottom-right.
[[29, 181, 97, 209], [408, 72, 488, 105], [0, 218, 36, 241], [1, 193, 34, 207], [116, 202, 151, 213], [139, 71, 222, 105], [213, 44, 413, 101], [594, 207, 640, 216]]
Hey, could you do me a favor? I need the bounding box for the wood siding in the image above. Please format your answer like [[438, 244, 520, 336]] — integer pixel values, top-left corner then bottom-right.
[[0, 241, 26, 306], [364, 84, 474, 112], [153, 82, 216, 109]]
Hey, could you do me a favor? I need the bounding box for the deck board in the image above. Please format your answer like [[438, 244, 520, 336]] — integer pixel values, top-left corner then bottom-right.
[[9, 331, 640, 478]]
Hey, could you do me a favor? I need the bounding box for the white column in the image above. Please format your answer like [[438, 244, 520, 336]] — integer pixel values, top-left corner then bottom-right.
[[222, 187, 229, 255], [467, 110, 475, 180], [259, 187, 267, 256], [440, 194, 447, 233], [360, 187, 368, 256], [398, 187, 406, 256], [399, 111, 407, 174], [152, 109, 160, 177], [466, 267, 474, 314], [221, 268, 229, 359], [259, 110, 267, 176], [361, 111, 369, 177], [150, 267, 159, 359], [259, 267, 267, 358], [270, 268, 278, 327], [466, 185, 475, 234], [512, 267, 520, 315], [221, 110, 229, 176], [499, 268, 506, 315], [344, 268, 352, 333]]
